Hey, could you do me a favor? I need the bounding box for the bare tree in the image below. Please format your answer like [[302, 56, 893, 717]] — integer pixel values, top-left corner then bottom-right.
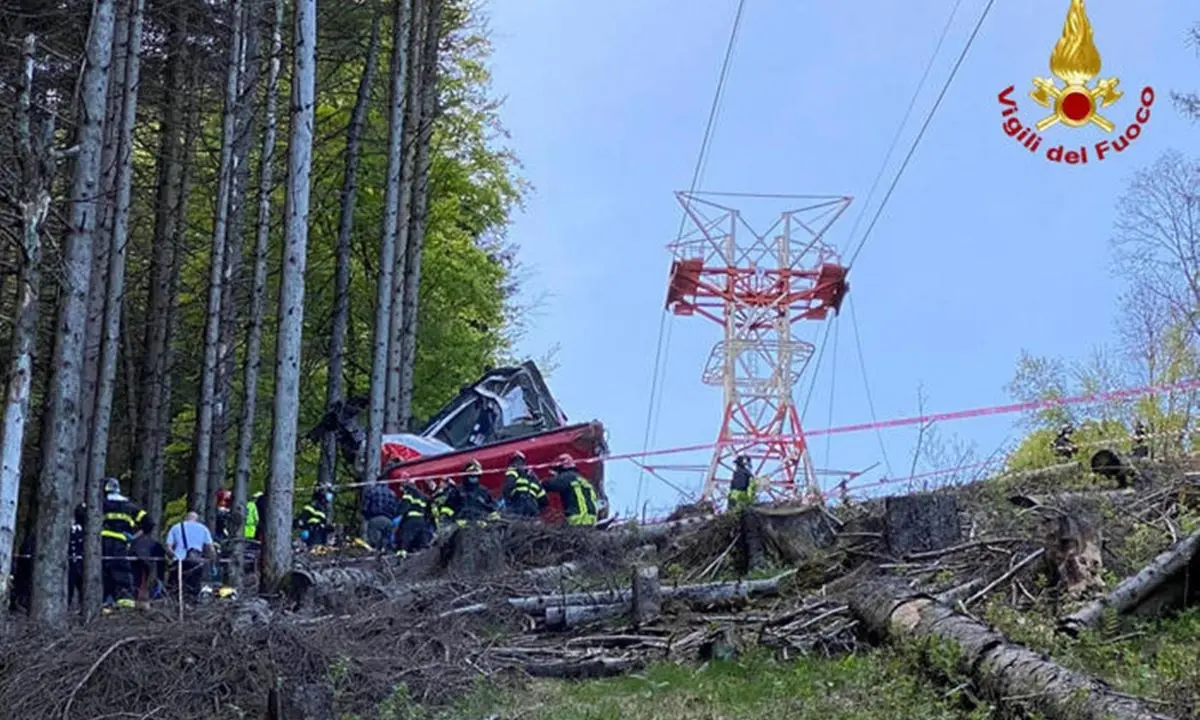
[[0, 35, 54, 611], [1111, 150, 1200, 340], [1172, 24, 1199, 121], [192, 0, 246, 521], [397, 0, 446, 429], [233, 0, 283, 587], [33, 0, 116, 629], [87, 0, 145, 491], [133, 0, 190, 513], [367, 0, 413, 482], [320, 8, 383, 489], [1004, 350, 1072, 428], [263, 0, 317, 587], [386, 0, 425, 432]]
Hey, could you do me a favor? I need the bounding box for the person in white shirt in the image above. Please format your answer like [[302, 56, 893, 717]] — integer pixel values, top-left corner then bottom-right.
[[166, 512, 216, 597]]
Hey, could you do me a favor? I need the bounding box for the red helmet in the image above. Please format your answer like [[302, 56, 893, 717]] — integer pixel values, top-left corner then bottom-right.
[[555, 453, 575, 470], [216, 489, 232, 509]]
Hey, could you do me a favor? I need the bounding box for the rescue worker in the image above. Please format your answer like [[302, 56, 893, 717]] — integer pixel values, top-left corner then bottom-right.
[[101, 477, 146, 608], [457, 459, 498, 524], [431, 477, 461, 528], [501, 451, 547, 519], [68, 503, 86, 608], [1052, 422, 1078, 460], [1131, 421, 1149, 460], [130, 515, 166, 607], [394, 481, 435, 553], [245, 490, 265, 542], [295, 485, 334, 547], [214, 489, 233, 540], [727, 455, 757, 511], [545, 453, 599, 527], [362, 476, 400, 549]]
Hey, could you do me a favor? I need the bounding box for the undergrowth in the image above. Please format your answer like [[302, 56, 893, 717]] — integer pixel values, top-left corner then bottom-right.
[[438, 650, 983, 720]]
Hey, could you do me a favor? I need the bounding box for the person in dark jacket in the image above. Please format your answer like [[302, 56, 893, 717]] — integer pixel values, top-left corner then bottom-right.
[[130, 515, 166, 606], [501, 451, 547, 519], [213, 489, 233, 541], [393, 482, 435, 553], [544, 454, 598, 526], [295, 485, 333, 546], [1131, 421, 1149, 459], [457, 459, 497, 524], [69, 504, 86, 608], [432, 478, 461, 528], [9, 532, 34, 613], [1052, 423, 1078, 460], [362, 477, 400, 549], [102, 477, 146, 608], [727, 455, 757, 511]]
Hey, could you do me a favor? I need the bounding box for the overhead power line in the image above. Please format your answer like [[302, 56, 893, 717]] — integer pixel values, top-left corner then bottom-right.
[[847, 0, 997, 268]]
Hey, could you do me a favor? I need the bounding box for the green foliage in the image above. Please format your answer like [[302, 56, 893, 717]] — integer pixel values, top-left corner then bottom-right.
[[1004, 418, 1127, 473], [443, 651, 976, 720]]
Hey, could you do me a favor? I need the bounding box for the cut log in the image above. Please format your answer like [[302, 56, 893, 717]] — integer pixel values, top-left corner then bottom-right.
[[522, 562, 578, 581], [1059, 531, 1200, 635], [845, 576, 1169, 720], [631, 514, 717, 539], [1045, 513, 1104, 599], [883, 493, 960, 557], [544, 603, 628, 629], [508, 570, 793, 613], [440, 525, 505, 577], [631, 565, 661, 626], [1009, 488, 1136, 509], [278, 566, 394, 612], [740, 505, 837, 572]]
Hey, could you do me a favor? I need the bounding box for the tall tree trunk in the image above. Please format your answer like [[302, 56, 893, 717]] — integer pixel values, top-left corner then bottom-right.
[[133, 0, 189, 510], [77, 0, 129, 499], [386, 0, 424, 433], [148, 94, 199, 525], [192, 0, 245, 521], [264, 0, 317, 588], [367, 0, 413, 486], [33, 0, 115, 630], [233, 0, 283, 589], [87, 0, 144, 491], [397, 0, 444, 429], [0, 35, 51, 612], [319, 10, 382, 488], [209, 0, 263, 528]]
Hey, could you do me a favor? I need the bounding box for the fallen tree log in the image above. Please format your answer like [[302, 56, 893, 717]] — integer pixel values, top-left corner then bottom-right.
[[507, 570, 793, 613], [845, 576, 1170, 720], [1059, 531, 1200, 636], [1008, 488, 1136, 509], [522, 656, 642, 679], [630, 514, 717, 539], [544, 603, 628, 629]]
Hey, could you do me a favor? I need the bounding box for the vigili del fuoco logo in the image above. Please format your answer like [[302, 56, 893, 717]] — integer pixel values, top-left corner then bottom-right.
[[998, 0, 1154, 165]]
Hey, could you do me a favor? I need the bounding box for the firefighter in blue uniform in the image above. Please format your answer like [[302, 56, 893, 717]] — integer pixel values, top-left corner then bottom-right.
[[101, 477, 146, 608]]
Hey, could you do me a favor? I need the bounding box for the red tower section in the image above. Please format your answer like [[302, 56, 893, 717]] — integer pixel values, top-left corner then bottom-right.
[[665, 192, 851, 503]]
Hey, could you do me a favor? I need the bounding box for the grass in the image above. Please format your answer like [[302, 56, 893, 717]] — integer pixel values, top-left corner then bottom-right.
[[439, 650, 983, 720]]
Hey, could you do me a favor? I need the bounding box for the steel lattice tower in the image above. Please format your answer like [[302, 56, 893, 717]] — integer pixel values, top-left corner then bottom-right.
[[664, 192, 852, 504]]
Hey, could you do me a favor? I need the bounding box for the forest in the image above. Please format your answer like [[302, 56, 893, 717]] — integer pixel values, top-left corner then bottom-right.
[[0, 0, 526, 628]]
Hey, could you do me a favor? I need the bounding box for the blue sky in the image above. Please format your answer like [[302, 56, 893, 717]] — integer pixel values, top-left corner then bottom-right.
[[484, 0, 1198, 517]]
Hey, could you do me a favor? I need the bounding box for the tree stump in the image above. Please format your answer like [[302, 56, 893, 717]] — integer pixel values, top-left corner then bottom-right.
[[631, 565, 661, 626], [739, 505, 837, 572], [440, 525, 505, 578], [883, 493, 960, 557], [267, 680, 334, 720], [1045, 513, 1104, 600]]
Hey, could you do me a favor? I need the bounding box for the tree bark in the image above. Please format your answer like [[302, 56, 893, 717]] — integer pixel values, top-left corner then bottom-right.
[[209, 0, 263, 529], [366, 0, 413, 480], [134, 0, 189, 513], [87, 0, 144, 490], [0, 35, 51, 612], [385, 0, 425, 432], [76, 0, 128, 502], [845, 576, 1170, 720], [396, 0, 444, 429], [263, 0, 317, 587], [232, 0, 283, 589], [319, 9, 382, 488], [1059, 531, 1200, 635], [33, 0, 115, 630], [192, 0, 245, 520]]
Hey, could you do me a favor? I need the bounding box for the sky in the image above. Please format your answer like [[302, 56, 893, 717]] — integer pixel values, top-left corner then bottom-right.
[[483, 0, 1199, 517]]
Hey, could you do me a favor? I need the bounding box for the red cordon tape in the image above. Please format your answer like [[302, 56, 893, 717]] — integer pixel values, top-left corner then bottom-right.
[[297, 376, 1200, 492]]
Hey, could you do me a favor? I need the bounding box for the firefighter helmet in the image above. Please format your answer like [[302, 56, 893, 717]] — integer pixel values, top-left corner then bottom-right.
[[555, 453, 576, 470], [465, 459, 483, 474]]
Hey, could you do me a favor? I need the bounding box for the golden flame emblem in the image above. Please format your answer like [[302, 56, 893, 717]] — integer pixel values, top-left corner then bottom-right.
[[1030, 0, 1122, 132]]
